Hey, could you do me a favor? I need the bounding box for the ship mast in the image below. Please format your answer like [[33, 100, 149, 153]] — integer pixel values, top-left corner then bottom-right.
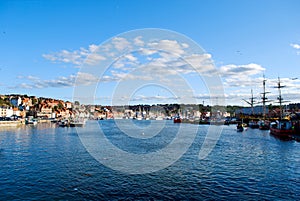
[[274, 77, 287, 120], [261, 75, 270, 120], [243, 89, 256, 115]]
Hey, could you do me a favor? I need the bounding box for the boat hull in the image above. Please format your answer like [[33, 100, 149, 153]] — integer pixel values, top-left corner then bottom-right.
[[70, 123, 85, 127], [270, 127, 294, 139], [249, 122, 259, 129], [173, 118, 182, 123], [237, 127, 244, 132]]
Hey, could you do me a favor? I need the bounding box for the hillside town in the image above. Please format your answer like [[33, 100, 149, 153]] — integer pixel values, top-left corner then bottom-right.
[[0, 94, 111, 121], [0, 94, 232, 122], [1, 94, 300, 126]]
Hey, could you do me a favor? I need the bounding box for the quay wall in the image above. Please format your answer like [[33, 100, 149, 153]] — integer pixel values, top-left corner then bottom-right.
[[0, 121, 22, 127]]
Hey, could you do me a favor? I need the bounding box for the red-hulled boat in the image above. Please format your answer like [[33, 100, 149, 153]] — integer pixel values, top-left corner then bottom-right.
[[270, 120, 295, 139], [173, 116, 182, 123]]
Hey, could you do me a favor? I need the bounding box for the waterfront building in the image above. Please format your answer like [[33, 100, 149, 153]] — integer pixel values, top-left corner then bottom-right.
[[65, 101, 72, 109], [10, 97, 22, 107], [0, 107, 13, 118]]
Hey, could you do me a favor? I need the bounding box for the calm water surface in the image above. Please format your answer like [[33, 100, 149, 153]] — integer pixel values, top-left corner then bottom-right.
[[0, 120, 299, 200]]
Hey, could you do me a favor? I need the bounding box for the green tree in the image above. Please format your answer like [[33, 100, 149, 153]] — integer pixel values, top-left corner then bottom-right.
[[58, 103, 64, 109]]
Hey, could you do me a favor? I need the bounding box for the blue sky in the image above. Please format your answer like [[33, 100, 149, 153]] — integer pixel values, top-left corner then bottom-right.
[[1, 0, 300, 106]]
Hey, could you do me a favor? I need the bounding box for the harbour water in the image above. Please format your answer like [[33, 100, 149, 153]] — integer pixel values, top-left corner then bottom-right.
[[0, 120, 299, 200]]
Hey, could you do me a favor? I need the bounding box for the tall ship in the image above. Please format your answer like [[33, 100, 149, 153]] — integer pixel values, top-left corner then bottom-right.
[[258, 75, 271, 130], [269, 77, 298, 138], [243, 89, 259, 129]]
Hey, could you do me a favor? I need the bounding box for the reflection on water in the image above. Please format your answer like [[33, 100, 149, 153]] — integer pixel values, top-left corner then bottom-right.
[[0, 121, 299, 200]]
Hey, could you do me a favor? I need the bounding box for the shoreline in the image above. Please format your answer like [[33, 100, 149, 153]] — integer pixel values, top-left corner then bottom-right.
[[0, 120, 23, 127]]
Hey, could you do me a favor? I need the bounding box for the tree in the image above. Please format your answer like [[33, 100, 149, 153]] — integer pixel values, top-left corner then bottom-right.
[[58, 103, 64, 109], [32, 98, 37, 105]]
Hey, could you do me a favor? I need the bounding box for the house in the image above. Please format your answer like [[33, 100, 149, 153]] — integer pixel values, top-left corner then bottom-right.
[[65, 101, 72, 109], [22, 98, 33, 109], [37, 105, 53, 118], [41, 105, 52, 114], [10, 97, 22, 107], [13, 107, 21, 117], [55, 108, 70, 118], [0, 107, 13, 118]]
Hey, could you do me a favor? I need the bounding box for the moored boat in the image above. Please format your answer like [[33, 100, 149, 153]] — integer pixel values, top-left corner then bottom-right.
[[270, 120, 295, 139], [173, 115, 182, 123], [69, 122, 85, 127], [58, 120, 69, 127], [236, 123, 244, 132], [249, 120, 259, 129], [268, 77, 294, 138], [258, 120, 270, 130], [25, 117, 37, 125]]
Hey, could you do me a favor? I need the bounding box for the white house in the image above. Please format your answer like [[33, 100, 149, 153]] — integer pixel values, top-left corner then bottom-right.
[[0, 107, 14, 118]]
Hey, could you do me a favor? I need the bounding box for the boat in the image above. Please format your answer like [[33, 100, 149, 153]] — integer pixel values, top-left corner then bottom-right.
[[242, 89, 257, 116], [70, 122, 85, 127], [269, 77, 294, 139], [155, 116, 164, 121], [236, 123, 244, 132], [270, 120, 294, 139], [258, 75, 271, 130], [58, 119, 69, 127], [249, 120, 259, 129], [25, 117, 37, 125], [69, 118, 86, 127], [258, 120, 270, 130], [173, 115, 182, 123]]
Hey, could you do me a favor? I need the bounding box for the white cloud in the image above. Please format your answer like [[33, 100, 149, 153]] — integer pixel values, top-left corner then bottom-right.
[[183, 53, 214, 73], [124, 54, 137, 62], [148, 39, 187, 56], [139, 48, 158, 55], [75, 72, 99, 85], [182, 43, 189, 48], [134, 36, 144, 46], [88, 44, 100, 52], [85, 53, 106, 65], [220, 63, 265, 77], [43, 44, 106, 66], [290, 43, 300, 55], [14, 72, 99, 89], [112, 37, 131, 51], [291, 43, 300, 49], [42, 49, 85, 65]]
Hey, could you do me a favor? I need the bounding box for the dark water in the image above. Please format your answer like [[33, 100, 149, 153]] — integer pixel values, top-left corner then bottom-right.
[[0, 120, 299, 200]]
